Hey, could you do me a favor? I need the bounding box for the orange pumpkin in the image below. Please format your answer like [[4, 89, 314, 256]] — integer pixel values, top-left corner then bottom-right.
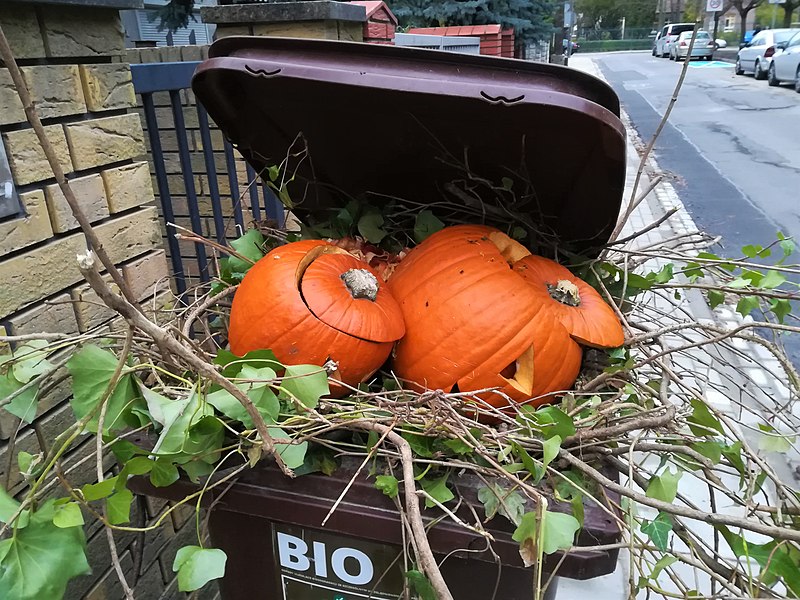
[[228, 240, 405, 393], [388, 225, 581, 409], [513, 255, 624, 348]]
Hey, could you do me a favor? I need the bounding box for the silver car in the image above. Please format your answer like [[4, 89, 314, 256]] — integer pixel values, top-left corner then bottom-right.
[[653, 22, 695, 58], [670, 31, 715, 61], [768, 30, 800, 91], [736, 29, 799, 79]]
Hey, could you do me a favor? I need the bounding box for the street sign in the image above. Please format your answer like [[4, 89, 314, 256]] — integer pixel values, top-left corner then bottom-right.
[[768, 0, 786, 5], [706, 0, 724, 11]]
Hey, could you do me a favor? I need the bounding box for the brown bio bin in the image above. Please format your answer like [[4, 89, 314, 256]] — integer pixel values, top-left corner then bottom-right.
[[133, 458, 621, 600], [137, 37, 628, 599], [192, 36, 626, 256]]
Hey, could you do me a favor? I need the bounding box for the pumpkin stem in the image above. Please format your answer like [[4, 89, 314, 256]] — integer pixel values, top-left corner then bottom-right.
[[341, 269, 379, 301], [547, 279, 581, 307]]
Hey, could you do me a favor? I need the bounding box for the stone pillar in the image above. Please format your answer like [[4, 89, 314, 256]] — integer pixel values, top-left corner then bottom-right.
[[201, 1, 367, 42]]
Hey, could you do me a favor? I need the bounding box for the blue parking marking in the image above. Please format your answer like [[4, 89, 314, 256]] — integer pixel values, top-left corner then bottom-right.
[[689, 61, 734, 68]]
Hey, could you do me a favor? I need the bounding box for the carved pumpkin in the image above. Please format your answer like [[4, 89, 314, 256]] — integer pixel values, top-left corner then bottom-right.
[[388, 225, 581, 409], [228, 240, 405, 393], [513, 255, 624, 348]]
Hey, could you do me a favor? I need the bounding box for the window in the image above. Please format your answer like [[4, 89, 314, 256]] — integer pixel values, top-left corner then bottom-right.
[[789, 32, 800, 47], [750, 33, 765, 46], [774, 31, 795, 44], [723, 16, 735, 32]]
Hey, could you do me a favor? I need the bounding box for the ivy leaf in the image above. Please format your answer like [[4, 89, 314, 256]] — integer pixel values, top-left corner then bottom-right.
[[227, 229, 265, 274], [649, 555, 678, 580], [106, 487, 134, 525], [357, 212, 387, 244], [442, 438, 473, 455], [741, 244, 760, 258], [727, 277, 750, 289], [640, 512, 673, 551], [420, 474, 454, 508], [405, 570, 437, 600], [707, 290, 725, 309], [269, 426, 308, 469], [172, 546, 227, 592], [648, 263, 674, 284], [152, 388, 213, 456], [757, 424, 795, 453], [770, 299, 792, 324], [10, 341, 52, 384], [413, 210, 445, 244], [67, 345, 141, 434], [375, 475, 399, 499], [542, 435, 561, 470], [3, 381, 39, 424], [82, 477, 118, 502], [779, 237, 795, 258], [735, 295, 760, 318], [690, 440, 723, 465], [522, 405, 576, 439], [52, 503, 84, 529], [403, 433, 435, 458], [687, 398, 724, 437], [279, 364, 329, 409], [512, 510, 580, 566], [478, 483, 526, 526], [0, 503, 90, 600], [717, 526, 800, 596], [646, 468, 682, 503], [150, 458, 180, 488], [215, 348, 282, 381], [0, 487, 24, 526], [760, 270, 786, 289]]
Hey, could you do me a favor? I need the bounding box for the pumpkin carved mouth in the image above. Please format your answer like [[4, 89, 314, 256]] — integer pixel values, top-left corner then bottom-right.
[[388, 224, 580, 410]]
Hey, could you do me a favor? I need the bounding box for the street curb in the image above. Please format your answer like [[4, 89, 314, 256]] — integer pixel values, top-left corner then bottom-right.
[[572, 54, 794, 418]]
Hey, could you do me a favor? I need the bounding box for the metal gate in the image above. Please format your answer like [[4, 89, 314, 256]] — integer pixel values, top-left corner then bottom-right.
[[130, 60, 283, 295]]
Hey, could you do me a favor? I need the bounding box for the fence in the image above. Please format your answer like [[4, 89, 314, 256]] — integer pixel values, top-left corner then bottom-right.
[[393, 33, 481, 54], [129, 57, 283, 295], [526, 40, 551, 63]]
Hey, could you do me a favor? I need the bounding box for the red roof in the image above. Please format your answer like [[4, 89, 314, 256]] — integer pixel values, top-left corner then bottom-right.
[[407, 25, 502, 36], [350, 1, 398, 24]]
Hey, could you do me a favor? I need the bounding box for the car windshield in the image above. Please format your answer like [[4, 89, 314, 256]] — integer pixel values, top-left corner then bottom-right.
[[774, 30, 797, 43], [679, 31, 709, 39], [672, 25, 695, 35]]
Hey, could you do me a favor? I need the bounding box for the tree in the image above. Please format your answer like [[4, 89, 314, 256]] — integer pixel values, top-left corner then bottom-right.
[[575, 0, 657, 39], [782, 0, 800, 27], [729, 0, 763, 43], [389, 0, 557, 45], [154, 0, 196, 33]]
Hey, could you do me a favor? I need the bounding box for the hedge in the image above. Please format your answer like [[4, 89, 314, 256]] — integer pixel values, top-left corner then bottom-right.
[[577, 39, 654, 52]]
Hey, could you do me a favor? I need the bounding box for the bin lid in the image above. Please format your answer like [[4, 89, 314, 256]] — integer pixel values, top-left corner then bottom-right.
[[192, 37, 626, 255]]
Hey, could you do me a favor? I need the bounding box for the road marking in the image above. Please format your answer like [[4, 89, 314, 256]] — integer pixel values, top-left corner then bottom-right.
[[689, 61, 734, 68]]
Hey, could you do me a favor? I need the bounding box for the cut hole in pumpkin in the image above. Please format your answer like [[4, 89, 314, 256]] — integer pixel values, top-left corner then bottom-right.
[[500, 344, 535, 396]]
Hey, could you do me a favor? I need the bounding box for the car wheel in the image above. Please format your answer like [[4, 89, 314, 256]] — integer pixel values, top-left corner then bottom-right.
[[754, 59, 767, 80], [652, 47, 657, 56], [768, 62, 780, 86], [795, 66, 800, 93], [735, 58, 744, 75]]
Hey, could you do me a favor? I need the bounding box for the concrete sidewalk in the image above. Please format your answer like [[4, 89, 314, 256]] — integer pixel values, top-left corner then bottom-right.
[[555, 55, 797, 600]]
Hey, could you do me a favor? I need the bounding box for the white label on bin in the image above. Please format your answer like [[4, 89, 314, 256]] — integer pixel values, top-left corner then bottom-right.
[[273, 524, 403, 599]]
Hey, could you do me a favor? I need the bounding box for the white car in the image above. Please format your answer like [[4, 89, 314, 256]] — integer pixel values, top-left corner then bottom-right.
[[652, 23, 695, 58], [768, 30, 800, 92], [736, 29, 799, 79], [670, 30, 716, 61]]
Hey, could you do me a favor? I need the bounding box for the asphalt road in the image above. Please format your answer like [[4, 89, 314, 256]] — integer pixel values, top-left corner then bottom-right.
[[588, 50, 800, 361]]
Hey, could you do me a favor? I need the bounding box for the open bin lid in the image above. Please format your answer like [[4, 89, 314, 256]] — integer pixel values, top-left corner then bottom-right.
[[192, 37, 626, 255]]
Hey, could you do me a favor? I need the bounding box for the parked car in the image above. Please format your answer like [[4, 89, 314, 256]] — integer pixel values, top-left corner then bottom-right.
[[768, 30, 800, 91], [670, 30, 715, 61], [735, 29, 799, 79], [715, 38, 728, 49], [653, 22, 695, 58]]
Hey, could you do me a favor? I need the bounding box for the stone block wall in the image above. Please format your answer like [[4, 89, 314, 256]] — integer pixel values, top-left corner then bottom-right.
[[0, 3, 215, 599]]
